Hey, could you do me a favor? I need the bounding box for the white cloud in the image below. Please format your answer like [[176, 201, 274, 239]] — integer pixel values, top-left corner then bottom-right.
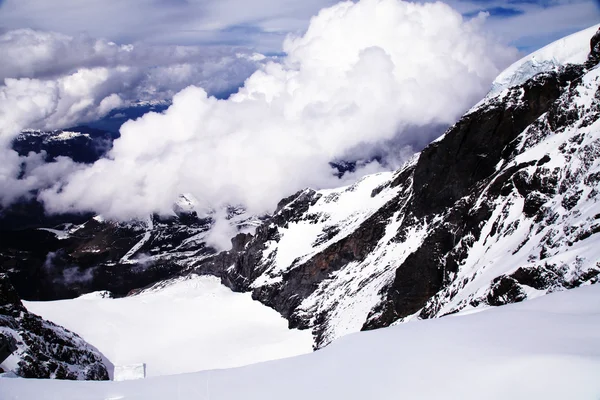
[[0, 29, 268, 207], [35, 0, 518, 220], [205, 209, 241, 252], [0, 29, 267, 96]]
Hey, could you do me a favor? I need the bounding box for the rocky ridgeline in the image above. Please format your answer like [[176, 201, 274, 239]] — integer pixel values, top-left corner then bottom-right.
[[0, 274, 108, 380]]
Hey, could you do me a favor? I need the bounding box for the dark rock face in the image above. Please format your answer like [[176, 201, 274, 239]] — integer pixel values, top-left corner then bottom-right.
[[12, 127, 118, 164], [260, 198, 397, 327], [0, 199, 93, 232], [510, 266, 559, 290], [0, 274, 109, 380], [487, 276, 527, 306], [361, 68, 590, 328], [585, 28, 600, 69], [412, 71, 564, 218], [0, 215, 200, 301]]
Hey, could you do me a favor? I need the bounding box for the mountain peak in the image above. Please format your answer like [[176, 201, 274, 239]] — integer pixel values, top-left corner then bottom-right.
[[489, 24, 600, 97]]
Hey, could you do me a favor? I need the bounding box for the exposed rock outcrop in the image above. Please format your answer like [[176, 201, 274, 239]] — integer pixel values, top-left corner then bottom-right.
[[0, 274, 109, 380], [585, 28, 600, 68]]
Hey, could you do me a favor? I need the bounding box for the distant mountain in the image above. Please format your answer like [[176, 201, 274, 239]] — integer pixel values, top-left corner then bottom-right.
[[81, 101, 170, 134], [12, 128, 117, 164], [11, 101, 171, 165]]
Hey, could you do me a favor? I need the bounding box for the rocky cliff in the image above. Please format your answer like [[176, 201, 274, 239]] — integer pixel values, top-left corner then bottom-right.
[[0, 274, 109, 379]]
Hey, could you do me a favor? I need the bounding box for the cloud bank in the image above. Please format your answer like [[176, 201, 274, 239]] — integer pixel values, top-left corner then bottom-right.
[[0, 0, 339, 52], [0, 29, 268, 206], [1, 0, 597, 53], [30, 0, 517, 220], [0, 29, 267, 98]]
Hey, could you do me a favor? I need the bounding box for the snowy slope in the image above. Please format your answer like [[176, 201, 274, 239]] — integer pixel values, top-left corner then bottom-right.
[[489, 24, 600, 96], [252, 171, 401, 287], [3, 284, 600, 399], [410, 61, 600, 320], [24, 275, 312, 379]]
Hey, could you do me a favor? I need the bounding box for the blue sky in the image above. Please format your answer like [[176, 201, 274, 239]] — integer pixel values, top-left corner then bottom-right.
[[448, 0, 600, 52], [0, 0, 597, 54]]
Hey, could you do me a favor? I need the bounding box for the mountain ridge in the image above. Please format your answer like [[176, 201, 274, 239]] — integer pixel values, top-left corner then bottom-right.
[[1, 25, 600, 377], [191, 26, 600, 348]]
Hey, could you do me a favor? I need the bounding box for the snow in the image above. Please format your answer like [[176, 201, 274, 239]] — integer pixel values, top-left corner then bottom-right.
[[0, 353, 21, 376], [254, 172, 399, 287], [17, 129, 90, 142], [296, 209, 428, 346], [173, 193, 198, 214], [38, 228, 70, 240], [48, 131, 90, 141], [414, 60, 600, 319], [119, 216, 153, 263], [490, 24, 600, 96], [23, 275, 313, 378], [5, 284, 600, 399], [466, 24, 600, 115], [113, 364, 146, 382]]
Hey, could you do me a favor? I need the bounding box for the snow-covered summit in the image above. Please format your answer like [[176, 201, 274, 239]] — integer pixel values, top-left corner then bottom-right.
[[18, 129, 90, 143], [489, 24, 600, 96]]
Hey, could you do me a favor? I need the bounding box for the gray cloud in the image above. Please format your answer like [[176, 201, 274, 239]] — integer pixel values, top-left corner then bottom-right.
[[0, 0, 597, 53], [0, 0, 339, 52]]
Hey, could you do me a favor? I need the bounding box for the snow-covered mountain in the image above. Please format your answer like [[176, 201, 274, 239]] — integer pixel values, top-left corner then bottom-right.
[[1, 25, 600, 382], [0, 194, 263, 302], [489, 24, 599, 96], [12, 127, 117, 164], [187, 25, 600, 348]]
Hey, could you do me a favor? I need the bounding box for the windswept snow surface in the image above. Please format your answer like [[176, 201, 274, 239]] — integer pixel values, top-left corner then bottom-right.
[[23, 275, 313, 379], [5, 285, 600, 399]]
